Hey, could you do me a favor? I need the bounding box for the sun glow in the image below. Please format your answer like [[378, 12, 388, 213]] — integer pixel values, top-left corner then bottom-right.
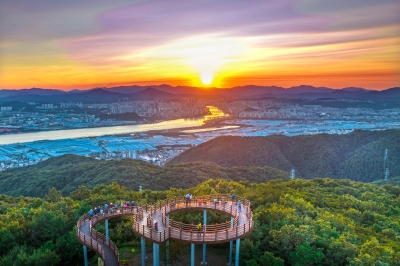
[[201, 72, 213, 85]]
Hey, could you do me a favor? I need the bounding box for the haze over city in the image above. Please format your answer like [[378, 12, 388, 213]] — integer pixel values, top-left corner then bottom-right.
[[1, 0, 399, 90]]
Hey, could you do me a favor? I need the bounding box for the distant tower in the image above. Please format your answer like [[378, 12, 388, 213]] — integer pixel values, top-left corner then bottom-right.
[[290, 169, 295, 180], [384, 149, 389, 181], [139, 186, 142, 191]]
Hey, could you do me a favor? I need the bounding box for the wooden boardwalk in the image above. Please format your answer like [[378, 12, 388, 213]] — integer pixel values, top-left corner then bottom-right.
[[77, 194, 253, 266]]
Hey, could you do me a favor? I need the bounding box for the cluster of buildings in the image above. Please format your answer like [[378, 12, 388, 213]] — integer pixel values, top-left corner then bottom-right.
[[0, 98, 207, 133], [224, 100, 400, 121], [107, 98, 205, 117], [2, 115, 400, 171], [0, 134, 199, 171], [1, 100, 400, 171], [0, 111, 102, 132]]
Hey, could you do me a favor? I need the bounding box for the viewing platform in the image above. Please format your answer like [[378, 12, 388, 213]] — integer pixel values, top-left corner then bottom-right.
[[76, 194, 253, 266]]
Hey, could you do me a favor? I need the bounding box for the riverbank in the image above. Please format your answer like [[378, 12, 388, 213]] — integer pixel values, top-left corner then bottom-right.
[[0, 118, 205, 145]]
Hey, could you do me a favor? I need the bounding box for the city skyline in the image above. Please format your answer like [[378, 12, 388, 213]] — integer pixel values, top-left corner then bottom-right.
[[1, 0, 399, 90]]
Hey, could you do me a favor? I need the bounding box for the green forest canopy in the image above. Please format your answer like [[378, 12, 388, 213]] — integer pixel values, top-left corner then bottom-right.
[[0, 178, 399, 265], [0, 155, 288, 197], [168, 129, 400, 182]]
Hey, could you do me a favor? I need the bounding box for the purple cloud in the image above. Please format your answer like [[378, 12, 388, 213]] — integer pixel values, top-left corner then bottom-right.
[[63, 0, 333, 64]]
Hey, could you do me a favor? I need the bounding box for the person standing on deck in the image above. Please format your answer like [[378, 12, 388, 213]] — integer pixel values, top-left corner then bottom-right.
[[238, 201, 242, 212], [197, 222, 202, 236], [154, 220, 158, 231]]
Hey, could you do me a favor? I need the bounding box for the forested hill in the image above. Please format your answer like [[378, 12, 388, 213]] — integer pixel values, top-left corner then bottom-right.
[[168, 129, 400, 182], [373, 177, 400, 187], [0, 154, 288, 197], [0, 179, 399, 265]]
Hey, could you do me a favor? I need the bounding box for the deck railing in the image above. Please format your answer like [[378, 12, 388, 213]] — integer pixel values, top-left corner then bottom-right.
[[76, 214, 106, 264], [78, 205, 141, 266], [78, 195, 253, 264], [132, 194, 253, 244]]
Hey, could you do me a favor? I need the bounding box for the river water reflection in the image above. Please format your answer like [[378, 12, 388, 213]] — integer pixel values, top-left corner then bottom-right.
[[0, 118, 204, 145]]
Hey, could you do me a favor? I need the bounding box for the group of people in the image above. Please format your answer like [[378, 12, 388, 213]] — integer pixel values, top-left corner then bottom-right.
[[88, 201, 138, 220]]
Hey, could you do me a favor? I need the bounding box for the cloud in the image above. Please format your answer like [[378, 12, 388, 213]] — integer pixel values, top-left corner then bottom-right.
[[63, 0, 333, 64]]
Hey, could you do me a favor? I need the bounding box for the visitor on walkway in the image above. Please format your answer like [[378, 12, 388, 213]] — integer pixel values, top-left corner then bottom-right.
[[154, 220, 158, 231], [96, 206, 101, 215], [89, 209, 93, 220], [198, 199, 202, 205], [197, 222, 202, 235], [214, 197, 217, 207], [238, 201, 242, 212], [232, 194, 236, 202], [185, 193, 190, 206], [100, 207, 104, 216], [104, 203, 109, 213], [110, 203, 114, 213]]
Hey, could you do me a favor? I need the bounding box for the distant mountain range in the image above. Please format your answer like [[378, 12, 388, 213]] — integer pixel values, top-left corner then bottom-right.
[[0, 85, 399, 104]]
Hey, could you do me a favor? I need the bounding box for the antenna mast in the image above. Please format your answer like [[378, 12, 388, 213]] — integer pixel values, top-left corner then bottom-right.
[[384, 149, 389, 181], [290, 169, 295, 180]]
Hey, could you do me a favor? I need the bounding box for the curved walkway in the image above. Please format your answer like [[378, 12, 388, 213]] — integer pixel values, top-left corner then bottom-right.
[[77, 194, 253, 266], [133, 195, 253, 244], [77, 208, 138, 266]]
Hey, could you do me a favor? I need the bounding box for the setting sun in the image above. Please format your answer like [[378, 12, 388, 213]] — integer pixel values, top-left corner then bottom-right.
[[201, 72, 213, 85]]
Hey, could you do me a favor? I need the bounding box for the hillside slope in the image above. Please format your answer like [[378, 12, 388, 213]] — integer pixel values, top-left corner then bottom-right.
[[0, 155, 288, 197], [0, 179, 399, 265], [168, 129, 400, 182]]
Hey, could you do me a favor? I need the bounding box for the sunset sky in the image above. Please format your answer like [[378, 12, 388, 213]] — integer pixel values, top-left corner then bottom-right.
[[0, 0, 399, 90]]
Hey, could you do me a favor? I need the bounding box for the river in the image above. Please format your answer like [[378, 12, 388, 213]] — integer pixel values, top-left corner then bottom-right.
[[0, 118, 204, 145]]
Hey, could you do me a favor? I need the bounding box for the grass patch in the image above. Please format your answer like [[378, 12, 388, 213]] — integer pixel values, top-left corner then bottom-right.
[[119, 246, 138, 260]]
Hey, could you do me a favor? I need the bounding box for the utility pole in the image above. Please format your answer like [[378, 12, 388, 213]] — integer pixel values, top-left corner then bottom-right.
[[384, 149, 389, 181]]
